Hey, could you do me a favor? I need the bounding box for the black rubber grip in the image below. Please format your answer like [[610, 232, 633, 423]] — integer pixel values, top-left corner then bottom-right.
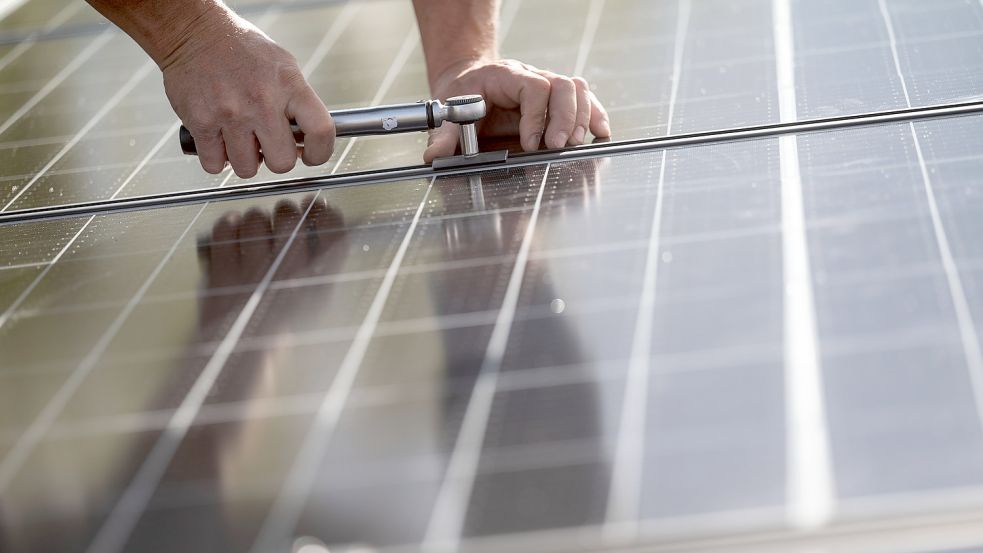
[[180, 122, 303, 155]]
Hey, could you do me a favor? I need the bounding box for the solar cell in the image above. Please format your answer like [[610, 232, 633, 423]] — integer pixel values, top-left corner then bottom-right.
[[4, 0, 983, 552]]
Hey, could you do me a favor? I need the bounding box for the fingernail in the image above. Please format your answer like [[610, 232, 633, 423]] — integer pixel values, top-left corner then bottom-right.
[[552, 132, 569, 149], [528, 132, 543, 150], [573, 126, 586, 144], [600, 118, 612, 137]]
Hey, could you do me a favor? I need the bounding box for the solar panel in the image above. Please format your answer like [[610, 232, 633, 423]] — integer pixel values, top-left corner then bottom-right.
[[4, 0, 983, 552]]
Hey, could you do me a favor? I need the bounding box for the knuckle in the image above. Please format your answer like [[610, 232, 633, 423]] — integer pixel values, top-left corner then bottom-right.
[[215, 101, 240, 123], [551, 75, 576, 92], [572, 76, 590, 90], [277, 64, 307, 90], [526, 74, 552, 95], [185, 111, 216, 132]]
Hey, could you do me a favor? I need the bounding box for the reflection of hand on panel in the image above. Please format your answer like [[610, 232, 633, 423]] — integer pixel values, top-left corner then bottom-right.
[[197, 194, 347, 342]]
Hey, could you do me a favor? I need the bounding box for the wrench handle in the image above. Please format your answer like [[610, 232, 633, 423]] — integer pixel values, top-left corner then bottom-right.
[[179, 101, 435, 155]]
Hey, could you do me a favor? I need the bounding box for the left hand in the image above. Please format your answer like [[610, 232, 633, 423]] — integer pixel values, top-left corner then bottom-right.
[[424, 59, 611, 163]]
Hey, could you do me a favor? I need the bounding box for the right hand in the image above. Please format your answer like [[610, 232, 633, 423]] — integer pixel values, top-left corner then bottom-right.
[[161, 11, 335, 178]]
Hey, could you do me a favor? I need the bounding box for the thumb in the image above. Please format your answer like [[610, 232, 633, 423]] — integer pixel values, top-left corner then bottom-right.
[[423, 122, 460, 164]]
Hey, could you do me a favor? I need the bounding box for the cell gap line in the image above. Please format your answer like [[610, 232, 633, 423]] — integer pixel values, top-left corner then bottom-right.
[[248, 177, 435, 553], [422, 164, 552, 553], [879, 0, 983, 437], [774, 0, 833, 530], [603, 0, 689, 542]]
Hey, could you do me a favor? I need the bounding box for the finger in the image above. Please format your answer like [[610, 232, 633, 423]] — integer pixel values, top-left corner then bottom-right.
[[272, 199, 306, 270], [509, 68, 551, 152], [588, 90, 612, 138], [305, 196, 329, 258], [238, 207, 274, 278], [209, 212, 242, 287], [191, 129, 228, 174], [288, 84, 335, 166], [222, 128, 262, 179], [423, 123, 460, 163], [272, 199, 302, 240], [312, 199, 344, 233], [536, 71, 577, 149], [570, 77, 592, 145], [256, 113, 298, 174], [483, 62, 551, 152]]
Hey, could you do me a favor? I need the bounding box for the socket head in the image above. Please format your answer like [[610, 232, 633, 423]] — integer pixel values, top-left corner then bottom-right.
[[433, 95, 486, 126]]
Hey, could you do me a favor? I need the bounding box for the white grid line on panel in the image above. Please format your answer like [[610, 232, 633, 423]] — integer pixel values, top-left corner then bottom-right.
[[85, 8, 417, 551], [0, 59, 156, 212], [0, 29, 113, 142], [879, 0, 983, 457], [0, 204, 207, 495], [574, 0, 604, 77], [0, 2, 84, 73], [0, 0, 359, 513], [603, 0, 689, 541], [878, 0, 913, 107], [774, 0, 833, 531], [0, 0, 364, 331], [422, 164, 552, 553], [0, 0, 29, 23], [83, 191, 323, 553], [248, 177, 435, 553]]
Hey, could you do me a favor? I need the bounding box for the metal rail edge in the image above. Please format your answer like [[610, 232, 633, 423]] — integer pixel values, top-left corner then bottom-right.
[[3, 99, 983, 225]]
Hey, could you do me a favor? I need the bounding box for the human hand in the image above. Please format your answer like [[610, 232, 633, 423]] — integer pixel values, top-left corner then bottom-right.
[[424, 59, 611, 163], [161, 10, 335, 178]]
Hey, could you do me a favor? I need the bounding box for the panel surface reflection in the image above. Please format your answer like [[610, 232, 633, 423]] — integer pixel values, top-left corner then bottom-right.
[[2, 113, 982, 551]]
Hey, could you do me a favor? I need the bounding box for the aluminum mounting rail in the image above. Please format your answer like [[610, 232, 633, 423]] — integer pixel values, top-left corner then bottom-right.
[[3, 99, 983, 225]]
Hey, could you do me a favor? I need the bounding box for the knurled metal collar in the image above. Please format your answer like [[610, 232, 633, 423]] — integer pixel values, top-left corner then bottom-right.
[[445, 95, 484, 106]]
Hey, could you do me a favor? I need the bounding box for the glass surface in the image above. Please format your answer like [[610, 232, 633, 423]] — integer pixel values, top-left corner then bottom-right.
[[3, 112, 983, 550], [3, 0, 983, 552]]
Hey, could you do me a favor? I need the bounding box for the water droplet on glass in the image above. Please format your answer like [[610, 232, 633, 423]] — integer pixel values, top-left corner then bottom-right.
[[361, 244, 370, 252], [550, 298, 566, 314]]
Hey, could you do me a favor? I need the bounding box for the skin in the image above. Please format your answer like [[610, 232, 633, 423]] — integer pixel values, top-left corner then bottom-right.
[[85, 0, 611, 178]]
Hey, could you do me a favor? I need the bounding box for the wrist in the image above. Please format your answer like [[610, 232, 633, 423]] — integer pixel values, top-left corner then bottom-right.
[[155, 2, 241, 70]]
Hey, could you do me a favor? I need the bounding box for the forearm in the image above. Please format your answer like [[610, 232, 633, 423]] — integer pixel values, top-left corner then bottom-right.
[[85, 0, 234, 68], [412, 0, 500, 91]]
